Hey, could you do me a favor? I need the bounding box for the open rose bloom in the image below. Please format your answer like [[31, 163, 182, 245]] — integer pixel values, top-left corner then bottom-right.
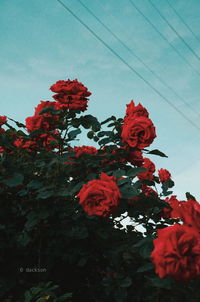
[[151, 224, 200, 282], [121, 101, 156, 149], [77, 172, 121, 217]]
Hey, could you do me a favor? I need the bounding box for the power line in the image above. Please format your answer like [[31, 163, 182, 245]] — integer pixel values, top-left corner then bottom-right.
[[148, 0, 200, 63], [76, 0, 199, 118], [166, 0, 200, 45], [128, 0, 200, 77], [56, 0, 200, 133]]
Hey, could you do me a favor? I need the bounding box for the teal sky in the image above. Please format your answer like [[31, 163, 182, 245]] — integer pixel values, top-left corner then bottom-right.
[[1, 0, 200, 199]]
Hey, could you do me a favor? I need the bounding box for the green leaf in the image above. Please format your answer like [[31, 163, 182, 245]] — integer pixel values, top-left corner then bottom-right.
[[97, 131, 113, 137], [91, 122, 101, 132], [37, 190, 54, 199], [3, 172, 24, 187], [162, 180, 174, 196], [147, 276, 172, 289], [107, 122, 116, 127], [24, 290, 32, 302], [117, 178, 130, 186], [137, 262, 154, 273], [71, 118, 81, 128], [17, 232, 31, 246], [186, 192, 196, 201], [119, 276, 132, 288], [25, 212, 38, 230], [100, 116, 116, 125], [147, 149, 168, 158], [93, 136, 99, 142], [112, 169, 126, 178], [71, 181, 85, 195], [133, 237, 153, 259], [27, 180, 42, 190], [68, 128, 81, 140], [8, 117, 26, 128], [98, 137, 111, 145], [87, 130, 94, 139], [120, 185, 138, 199], [81, 114, 100, 130], [127, 167, 146, 177]]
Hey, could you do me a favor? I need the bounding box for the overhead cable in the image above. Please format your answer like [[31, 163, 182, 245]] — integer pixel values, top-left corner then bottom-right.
[[56, 0, 200, 133], [148, 0, 200, 62], [77, 0, 199, 117], [128, 0, 200, 77], [166, 0, 200, 45]]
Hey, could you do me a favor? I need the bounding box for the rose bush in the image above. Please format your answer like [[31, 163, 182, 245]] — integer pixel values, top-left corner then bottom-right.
[[0, 78, 200, 302]]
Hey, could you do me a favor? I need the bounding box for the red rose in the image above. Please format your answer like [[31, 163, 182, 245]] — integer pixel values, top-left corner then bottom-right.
[[64, 145, 97, 166], [34, 101, 57, 116], [125, 100, 149, 121], [0, 115, 7, 126], [73, 145, 97, 157], [151, 224, 200, 282], [38, 132, 60, 151], [14, 138, 38, 150], [137, 158, 155, 180], [162, 195, 180, 219], [50, 79, 91, 97], [26, 115, 52, 132], [177, 199, 200, 232], [158, 168, 171, 183], [121, 116, 156, 149], [77, 172, 121, 217], [0, 128, 5, 134], [141, 184, 158, 197], [126, 149, 144, 167], [50, 79, 91, 112]]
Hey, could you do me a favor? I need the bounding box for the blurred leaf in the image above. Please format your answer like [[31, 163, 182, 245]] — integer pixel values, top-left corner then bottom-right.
[[119, 276, 132, 288], [133, 237, 153, 259], [127, 167, 146, 177], [147, 149, 168, 158], [71, 181, 85, 195], [100, 116, 116, 125], [68, 128, 81, 140], [37, 190, 54, 199], [185, 192, 196, 201], [120, 187, 138, 199], [147, 276, 172, 289], [87, 131, 94, 139], [3, 173, 24, 187], [98, 137, 111, 145], [137, 262, 154, 273]]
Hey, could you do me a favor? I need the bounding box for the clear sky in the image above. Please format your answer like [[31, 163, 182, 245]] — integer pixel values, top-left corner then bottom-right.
[[1, 0, 200, 200]]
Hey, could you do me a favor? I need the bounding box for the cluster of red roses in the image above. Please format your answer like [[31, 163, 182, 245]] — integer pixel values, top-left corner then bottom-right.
[[21, 79, 91, 151], [0, 79, 91, 153], [151, 196, 200, 282], [75, 99, 172, 216], [1, 78, 199, 284]]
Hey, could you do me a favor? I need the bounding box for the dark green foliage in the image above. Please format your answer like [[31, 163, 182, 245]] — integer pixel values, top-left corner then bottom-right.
[[0, 109, 199, 302]]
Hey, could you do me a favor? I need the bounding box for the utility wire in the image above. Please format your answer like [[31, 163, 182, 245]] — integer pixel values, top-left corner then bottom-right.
[[56, 0, 200, 133], [77, 0, 199, 118], [128, 0, 200, 77], [166, 0, 200, 45], [148, 0, 200, 62]]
